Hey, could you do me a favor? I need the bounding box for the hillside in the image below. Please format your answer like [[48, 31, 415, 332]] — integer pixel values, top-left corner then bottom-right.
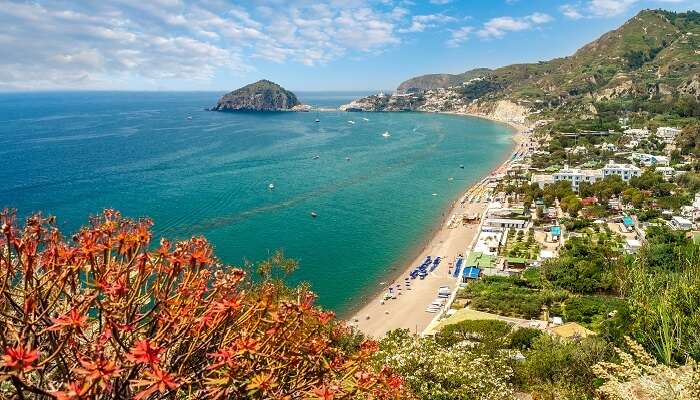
[[211, 79, 301, 112], [396, 68, 492, 93], [344, 10, 700, 124]]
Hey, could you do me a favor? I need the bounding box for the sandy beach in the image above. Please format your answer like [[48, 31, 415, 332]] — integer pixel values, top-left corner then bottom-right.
[[350, 113, 528, 338]]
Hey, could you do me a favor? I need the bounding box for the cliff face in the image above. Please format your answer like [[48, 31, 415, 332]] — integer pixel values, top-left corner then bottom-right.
[[211, 80, 301, 112], [396, 68, 492, 93]]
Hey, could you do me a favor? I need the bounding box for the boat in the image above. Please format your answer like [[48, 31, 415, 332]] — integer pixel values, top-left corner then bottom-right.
[[346, 157, 351, 161], [268, 183, 275, 190], [315, 118, 320, 122], [432, 193, 438, 196], [459, 164, 465, 169], [312, 155, 320, 160], [382, 131, 391, 138], [362, 117, 369, 121], [348, 120, 355, 125], [310, 211, 318, 218], [186, 116, 193, 120]]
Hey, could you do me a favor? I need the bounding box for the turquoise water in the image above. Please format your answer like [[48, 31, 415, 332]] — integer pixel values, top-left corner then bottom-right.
[[0, 92, 513, 312]]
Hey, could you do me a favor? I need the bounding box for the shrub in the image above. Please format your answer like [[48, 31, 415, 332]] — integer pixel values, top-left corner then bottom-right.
[[509, 328, 543, 351], [0, 210, 405, 399]]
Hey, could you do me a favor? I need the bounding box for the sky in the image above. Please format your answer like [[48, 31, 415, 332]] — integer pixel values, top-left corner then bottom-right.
[[0, 0, 698, 92]]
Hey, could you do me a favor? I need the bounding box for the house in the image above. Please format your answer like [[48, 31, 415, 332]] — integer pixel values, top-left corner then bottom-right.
[[669, 216, 693, 230], [581, 197, 598, 206], [655, 166, 676, 180], [656, 126, 682, 144], [598, 142, 618, 152], [552, 166, 602, 191], [602, 160, 641, 182]]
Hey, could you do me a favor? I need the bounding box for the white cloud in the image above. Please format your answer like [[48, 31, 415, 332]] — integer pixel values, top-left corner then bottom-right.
[[446, 26, 474, 47], [0, 0, 416, 89], [429, 0, 453, 4], [399, 13, 457, 33], [477, 12, 553, 39], [560, 4, 584, 19], [588, 0, 638, 16]]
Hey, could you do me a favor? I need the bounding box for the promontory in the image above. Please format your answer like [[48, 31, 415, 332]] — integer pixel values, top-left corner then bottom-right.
[[210, 80, 308, 112]]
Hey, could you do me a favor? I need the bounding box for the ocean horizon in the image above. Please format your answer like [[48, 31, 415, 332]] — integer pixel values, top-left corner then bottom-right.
[[0, 91, 513, 312]]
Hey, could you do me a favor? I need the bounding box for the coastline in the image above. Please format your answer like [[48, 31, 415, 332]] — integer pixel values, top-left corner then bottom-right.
[[348, 111, 528, 337]]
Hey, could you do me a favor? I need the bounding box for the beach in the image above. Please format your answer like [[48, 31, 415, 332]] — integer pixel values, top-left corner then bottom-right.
[[350, 114, 528, 338]]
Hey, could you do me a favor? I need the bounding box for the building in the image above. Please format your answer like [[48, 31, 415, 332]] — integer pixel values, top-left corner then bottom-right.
[[657, 126, 682, 144], [483, 218, 527, 229], [602, 160, 641, 182], [624, 128, 650, 140], [552, 166, 602, 191], [531, 174, 555, 189], [669, 216, 693, 231], [656, 166, 676, 180], [624, 239, 643, 254], [632, 153, 669, 167]]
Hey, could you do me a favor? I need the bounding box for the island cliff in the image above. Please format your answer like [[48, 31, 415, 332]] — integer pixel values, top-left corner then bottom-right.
[[211, 80, 306, 112]]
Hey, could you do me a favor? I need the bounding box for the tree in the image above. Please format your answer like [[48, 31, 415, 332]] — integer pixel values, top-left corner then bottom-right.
[[0, 210, 406, 399], [435, 320, 512, 349], [376, 329, 514, 400]]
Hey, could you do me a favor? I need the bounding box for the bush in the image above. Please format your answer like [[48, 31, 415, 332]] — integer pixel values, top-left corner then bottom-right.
[[0, 210, 405, 399], [509, 328, 543, 351], [436, 320, 512, 348]]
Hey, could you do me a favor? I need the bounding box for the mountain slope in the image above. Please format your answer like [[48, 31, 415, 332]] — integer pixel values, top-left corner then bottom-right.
[[343, 10, 699, 120], [396, 68, 492, 93]]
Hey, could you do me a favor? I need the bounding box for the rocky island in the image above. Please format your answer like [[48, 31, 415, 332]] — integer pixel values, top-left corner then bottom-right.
[[210, 79, 309, 112]]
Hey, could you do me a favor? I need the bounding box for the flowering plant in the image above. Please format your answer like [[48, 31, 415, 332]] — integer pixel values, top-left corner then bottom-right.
[[0, 209, 406, 399]]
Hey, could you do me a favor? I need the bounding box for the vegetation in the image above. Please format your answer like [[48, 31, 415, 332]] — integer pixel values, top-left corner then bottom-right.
[[0, 210, 405, 399]]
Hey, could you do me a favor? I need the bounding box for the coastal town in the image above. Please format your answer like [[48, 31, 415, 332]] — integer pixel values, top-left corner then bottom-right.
[[352, 109, 700, 347]]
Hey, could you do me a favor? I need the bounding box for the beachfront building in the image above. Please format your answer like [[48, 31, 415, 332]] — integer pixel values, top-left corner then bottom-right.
[[602, 160, 641, 182], [552, 166, 602, 191], [483, 218, 527, 229], [657, 126, 682, 144]]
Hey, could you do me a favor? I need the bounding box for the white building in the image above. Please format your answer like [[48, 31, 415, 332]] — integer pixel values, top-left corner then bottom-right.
[[655, 166, 676, 180], [624, 128, 650, 140], [552, 167, 602, 191], [531, 174, 555, 189], [656, 127, 682, 144], [597, 142, 618, 152], [669, 216, 693, 230], [602, 160, 641, 182], [632, 153, 669, 167]]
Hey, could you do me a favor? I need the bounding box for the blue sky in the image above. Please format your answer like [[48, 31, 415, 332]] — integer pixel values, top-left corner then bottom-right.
[[0, 0, 697, 91]]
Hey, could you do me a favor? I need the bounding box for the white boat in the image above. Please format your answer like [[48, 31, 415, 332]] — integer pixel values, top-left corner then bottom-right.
[[346, 157, 351, 161], [315, 118, 320, 122], [312, 155, 320, 160], [310, 211, 318, 218], [268, 183, 275, 190], [362, 117, 370, 121], [348, 120, 355, 125], [382, 131, 391, 138], [186, 116, 193, 120]]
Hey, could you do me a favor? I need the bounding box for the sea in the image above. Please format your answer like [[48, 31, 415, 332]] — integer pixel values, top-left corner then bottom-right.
[[0, 91, 513, 313]]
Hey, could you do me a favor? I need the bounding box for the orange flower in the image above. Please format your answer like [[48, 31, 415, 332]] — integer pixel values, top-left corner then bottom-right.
[[127, 340, 163, 365], [131, 366, 179, 400], [51, 381, 90, 400], [1, 344, 39, 372], [246, 372, 277, 395], [47, 309, 88, 332], [311, 386, 337, 400]]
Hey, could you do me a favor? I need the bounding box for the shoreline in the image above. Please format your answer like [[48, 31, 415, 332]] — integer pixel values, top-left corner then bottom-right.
[[346, 111, 528, 337]]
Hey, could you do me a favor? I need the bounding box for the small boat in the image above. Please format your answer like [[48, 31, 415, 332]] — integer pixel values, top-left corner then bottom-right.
[[448, 177, 454, 181], [348, 120, 355, 125], [315, 118, 320, 122], [382, 131, 391, 138], [362, 117, 370, 121], [186, 116, 193, 120], [346, 157, 351, 161], [459, 164, 464, 169], [310, 211, 318, 218], [268, 183, 275, 190], [312, 155, 320, 160], [432, 193, 438, 196]]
